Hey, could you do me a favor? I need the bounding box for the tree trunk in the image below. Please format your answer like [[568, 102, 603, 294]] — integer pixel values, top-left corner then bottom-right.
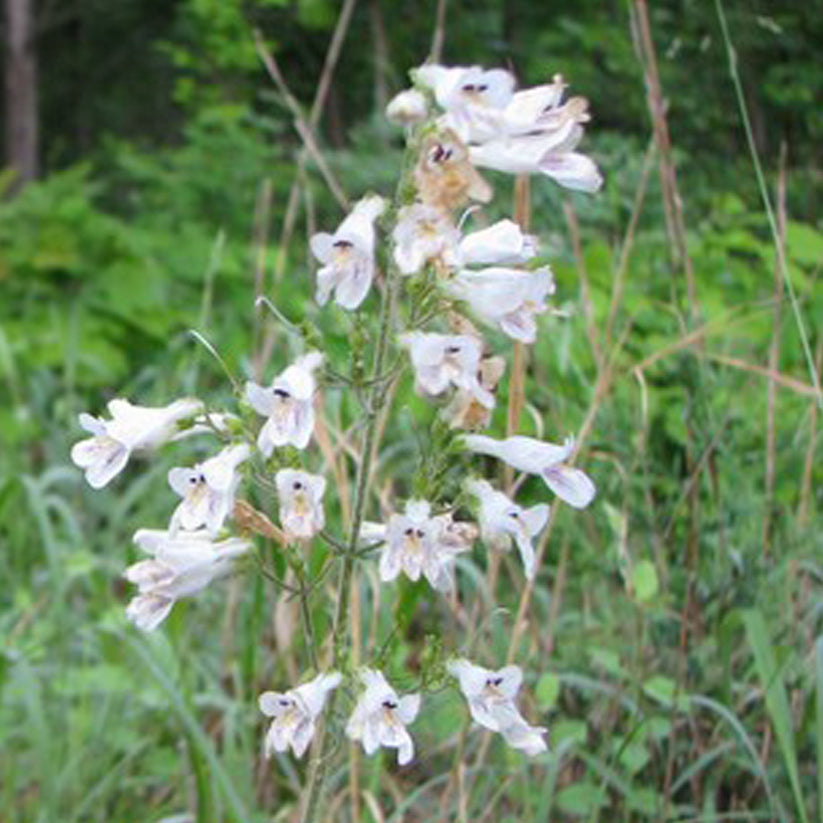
[[4, 0, 39, 188]]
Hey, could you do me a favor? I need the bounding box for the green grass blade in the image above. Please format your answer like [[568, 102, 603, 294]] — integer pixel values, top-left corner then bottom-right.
[[122, 632, 251, 822], [714, 0, 823, 411], [815, 636, 823, 823], [742, 609, 808, 823]]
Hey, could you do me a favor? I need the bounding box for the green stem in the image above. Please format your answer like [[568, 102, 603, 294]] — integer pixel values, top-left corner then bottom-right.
[[299, 261, 399, 823], [296, 566, 319, 673]]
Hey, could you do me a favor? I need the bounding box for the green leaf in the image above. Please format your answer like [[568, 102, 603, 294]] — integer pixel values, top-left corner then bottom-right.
[[787, 221, 823, 268], [552, 719, 587, 746], [535, 672, 560, 710], [632, 560, 659, 603], [556, 783, 605, 816]]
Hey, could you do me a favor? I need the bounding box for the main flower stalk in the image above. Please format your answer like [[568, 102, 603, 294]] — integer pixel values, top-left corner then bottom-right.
[[299, 250, 400, 823]]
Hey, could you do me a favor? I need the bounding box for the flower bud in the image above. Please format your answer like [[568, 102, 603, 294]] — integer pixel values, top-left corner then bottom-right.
[[386, 88, 428, 126]]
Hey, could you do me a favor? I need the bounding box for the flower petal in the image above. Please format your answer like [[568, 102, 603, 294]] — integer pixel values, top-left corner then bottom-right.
[[542, 465, 596, 508]]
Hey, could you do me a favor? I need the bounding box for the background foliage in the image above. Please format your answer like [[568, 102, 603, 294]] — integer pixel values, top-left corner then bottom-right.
[[1, 0, 822, 820]]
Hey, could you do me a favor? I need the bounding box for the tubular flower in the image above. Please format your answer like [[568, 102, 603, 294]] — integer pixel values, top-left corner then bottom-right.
[[446, 266, 555, 344], [124, 529, 250, 631], [259, 672, 341, 758], [345, 669, 420, 766], [415, 64, 515, 144], [464, 434, 596, 509], [71, 398, 204, 489], [400, 331, 493, 406], [392, 203, 460, 276], [417, 63, 602, 193], [310, 195, 386, 310], [469, 125, 603, 193], [379, 500, 472, 592], [447, 658, 547, 756], [457, 218, 538, 267], [445, 355, 506, 431], [466, 479, 549, 580], [245, 352, 323, 455], [168, 443, 250, 536], [275, 469, 326, 540], [414, 130, 492, 212]]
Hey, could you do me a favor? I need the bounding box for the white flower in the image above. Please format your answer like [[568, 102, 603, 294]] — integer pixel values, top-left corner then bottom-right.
[[469, 128, 602, 193], [71, 398, 204, 489], [466, 479, 549, 579], [168, 443, 250, 536], [445, 355, 505, 431], [415, 64, 515, 144], [500, 76, 569, 135], [430, 512, 478, 590], [447, 658, 547, 756], [345, 669, 420, 765], [386, 88, 428, 125], [245, 352, 323, 455], [259, 672, 341, 758], [400, 331, 493, 406], [124, 529, 250, 631], [458, 219, 538, 267], [446, 266, 555, 344], [310, 195, 386, 310], [379, 500, 472, 592], [275, 469, 326, 540], [392, 203, 460, 275], [464, 434, 596, 509]]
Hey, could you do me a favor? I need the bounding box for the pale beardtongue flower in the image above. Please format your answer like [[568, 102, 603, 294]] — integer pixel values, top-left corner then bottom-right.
[[466, 478, 550, 580], [392, 203, 460, 275], [275, 468, 326, 540], [124, 529, 251, 631], [71, 398, 204, 489], [310, 195, 386, 310], [464, 434, 596, 509], [245, 352, 323, 455], [446, 266, 555, 344], [385, 88, 428, 126], [400, 331, 494, 407], [447, 658, 547, 756], [417, 63, 602, 193], [469, 124, 603, 193], [413, 130, 492, 212], [445, 355, 506, 431], [345, 669, 420, 766], [457, 218, 538, 267], [258, 671, 341, 758], [168, 443, 250, 536], [415, 64, 515, 144], [379, 500, 473, 592]]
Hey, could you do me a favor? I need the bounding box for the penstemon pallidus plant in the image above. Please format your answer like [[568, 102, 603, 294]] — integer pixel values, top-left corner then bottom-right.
[[71, 61, 602, 821]]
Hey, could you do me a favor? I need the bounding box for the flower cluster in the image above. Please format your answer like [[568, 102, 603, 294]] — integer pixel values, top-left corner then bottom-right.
[[71, 60, 602, 785]]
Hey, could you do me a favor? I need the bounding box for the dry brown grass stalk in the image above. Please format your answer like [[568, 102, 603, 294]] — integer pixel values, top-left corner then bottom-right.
[[631, 0, 697, 321]]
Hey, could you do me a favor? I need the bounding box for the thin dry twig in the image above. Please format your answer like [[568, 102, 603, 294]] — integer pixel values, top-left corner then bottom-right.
[[563, 199, 603, 369], [273, 0, 358, 280], [254, 32, 349, 210], [606, 137, 655, 349], [430, 0, 448, 63], [632, 0, 698, 321]]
